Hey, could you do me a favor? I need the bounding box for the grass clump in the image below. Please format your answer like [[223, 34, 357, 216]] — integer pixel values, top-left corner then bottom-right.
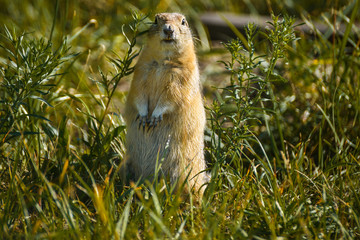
[[0, 27, 72, 145], [0, 1, 360, 239], [205, 10, 360, 239], [0, 27, 76, 237]]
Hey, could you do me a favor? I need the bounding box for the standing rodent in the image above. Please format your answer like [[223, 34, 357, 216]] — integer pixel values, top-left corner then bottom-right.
[[123, 13, 208, 198]]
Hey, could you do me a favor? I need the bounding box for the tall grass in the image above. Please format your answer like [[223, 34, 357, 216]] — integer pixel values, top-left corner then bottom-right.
[[0, 0, 360, 239]]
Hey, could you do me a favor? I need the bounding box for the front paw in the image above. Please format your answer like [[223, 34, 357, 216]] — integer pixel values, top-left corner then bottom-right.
[[148, 115, 163, 129], [136, 114, 147, 130]]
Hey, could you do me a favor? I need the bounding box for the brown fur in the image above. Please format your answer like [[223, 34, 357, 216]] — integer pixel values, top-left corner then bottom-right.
[[124, 13, 208, 198]]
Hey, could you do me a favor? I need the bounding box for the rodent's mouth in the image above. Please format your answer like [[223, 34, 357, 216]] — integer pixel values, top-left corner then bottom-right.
[[162, 39, 176, 44]]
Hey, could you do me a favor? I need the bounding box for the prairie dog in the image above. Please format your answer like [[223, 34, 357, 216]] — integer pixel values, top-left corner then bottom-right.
[[124, 13, 208, 197]]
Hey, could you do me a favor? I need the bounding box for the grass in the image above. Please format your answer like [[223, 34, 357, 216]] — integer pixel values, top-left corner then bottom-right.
[[1, 0, 360, 239]]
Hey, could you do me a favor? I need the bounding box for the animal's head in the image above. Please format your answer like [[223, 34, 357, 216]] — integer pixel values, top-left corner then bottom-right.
[[147, 13, 194, 54]]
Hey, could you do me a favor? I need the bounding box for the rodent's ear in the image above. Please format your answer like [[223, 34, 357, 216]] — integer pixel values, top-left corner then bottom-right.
[[154, 16, 158, 24]]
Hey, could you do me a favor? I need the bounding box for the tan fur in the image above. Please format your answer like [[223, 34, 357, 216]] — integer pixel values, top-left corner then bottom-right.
[[123, 13, 208, 198]]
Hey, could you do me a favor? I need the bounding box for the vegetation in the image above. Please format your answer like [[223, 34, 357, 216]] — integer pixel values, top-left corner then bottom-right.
[[0, 0, 359, 239]]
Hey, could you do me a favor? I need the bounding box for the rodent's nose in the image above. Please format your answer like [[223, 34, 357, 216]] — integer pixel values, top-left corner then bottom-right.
[[163, 25, 174, 36]]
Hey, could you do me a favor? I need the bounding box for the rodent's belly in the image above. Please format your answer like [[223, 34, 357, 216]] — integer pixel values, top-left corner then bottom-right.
[[127, 121, 177, 178]]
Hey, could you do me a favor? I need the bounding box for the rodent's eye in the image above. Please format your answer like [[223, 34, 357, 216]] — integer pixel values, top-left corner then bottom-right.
[[181, 18, 186, 26], [154, 17, 158, 24]]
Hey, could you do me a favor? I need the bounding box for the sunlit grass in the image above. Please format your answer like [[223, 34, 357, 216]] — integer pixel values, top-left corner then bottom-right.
[[1, 0, 360, 239]]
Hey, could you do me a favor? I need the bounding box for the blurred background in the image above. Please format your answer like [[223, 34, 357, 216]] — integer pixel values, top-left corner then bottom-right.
[[0, 0, 355, 104], [0, 0, 359, 162]]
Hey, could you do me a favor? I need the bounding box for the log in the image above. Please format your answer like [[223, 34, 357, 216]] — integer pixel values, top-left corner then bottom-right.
[[200, 12, 353, 41]]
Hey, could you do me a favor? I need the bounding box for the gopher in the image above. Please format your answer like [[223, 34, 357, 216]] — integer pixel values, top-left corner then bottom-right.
[[124, 13, 208, 198]]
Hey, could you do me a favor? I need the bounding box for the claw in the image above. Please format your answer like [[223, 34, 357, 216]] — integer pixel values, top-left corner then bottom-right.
[[137, 115, 147, 131], [147, 115, 163, 131], [147, 123, 153, 132], [146, 118, 153, 132], [142, 120, 146, 131]]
